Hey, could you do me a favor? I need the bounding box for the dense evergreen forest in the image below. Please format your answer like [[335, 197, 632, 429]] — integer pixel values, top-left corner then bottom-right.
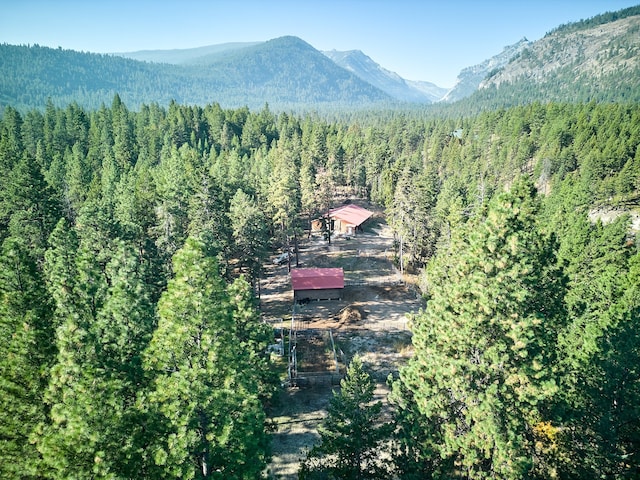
[[1, 96, 639, 478]]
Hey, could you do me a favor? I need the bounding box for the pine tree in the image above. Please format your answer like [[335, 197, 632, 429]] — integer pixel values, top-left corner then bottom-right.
[[389, 163, 440, 273], [226, 275, 277, 402], [40, 239, 155, 478], [552, 216, 640, 478], [111, 94, 136, 169], [314, 167, 336, 245], [64, 143, 92, 216], [40, 222, 105, 476], [187, 169, 232, 274], [267, 136, 301, 269], [152, 143, 195, 270], [113, 164, 166, 301], [389, 380, 443, 480], [142, 238, 270, 479], [228, 188, 269, 284], [0, 107, 24, 198], [0, 237, 53, 479], [0, 153, 61, 478], [1, 152, 61, 255], [300, 356, 393, 480], [397, 179, 566, 479], [567, 251, 640, 478]]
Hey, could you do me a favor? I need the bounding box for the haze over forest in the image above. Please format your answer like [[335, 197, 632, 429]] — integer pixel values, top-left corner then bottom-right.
[[0, 4, 639, 480]]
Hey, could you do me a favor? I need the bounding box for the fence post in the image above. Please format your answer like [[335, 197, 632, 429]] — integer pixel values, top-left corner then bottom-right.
[[329, 329, 339, 373]]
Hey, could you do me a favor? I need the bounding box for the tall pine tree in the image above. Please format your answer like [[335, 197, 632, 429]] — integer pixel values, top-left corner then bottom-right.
[[0, 238, 53, 479], [397, 179, 566, 479], [300, 356, 392, 480], [553, 215, 640, 478], [142, 238, 270, 479], [40, 238, 155, 478]]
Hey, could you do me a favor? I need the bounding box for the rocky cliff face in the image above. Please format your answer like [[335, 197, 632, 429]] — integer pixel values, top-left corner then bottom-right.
[[480, 15, 640, 90], [441, 38, 531, 103]]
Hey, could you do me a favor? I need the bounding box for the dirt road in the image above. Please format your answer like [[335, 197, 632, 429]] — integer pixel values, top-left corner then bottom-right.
[[261, 203, 423, 479]]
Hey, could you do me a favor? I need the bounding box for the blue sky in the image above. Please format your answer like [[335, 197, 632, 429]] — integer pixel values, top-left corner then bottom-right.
[[1, 0, 638, 87]]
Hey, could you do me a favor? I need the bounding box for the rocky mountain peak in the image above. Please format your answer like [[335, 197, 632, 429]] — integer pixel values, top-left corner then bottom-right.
[[479, 15, 640, 90], [441, 38, 531, 103]]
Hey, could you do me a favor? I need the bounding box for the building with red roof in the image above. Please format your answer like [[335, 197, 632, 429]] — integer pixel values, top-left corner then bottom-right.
[[328, 204, 373, 236], [291, 267, 344, 302]]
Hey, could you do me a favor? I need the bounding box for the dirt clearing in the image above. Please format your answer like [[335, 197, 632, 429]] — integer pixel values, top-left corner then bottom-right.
[[261, 202, 423, 479]]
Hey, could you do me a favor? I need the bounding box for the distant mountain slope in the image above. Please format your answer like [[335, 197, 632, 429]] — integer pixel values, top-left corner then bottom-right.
[[440, 6, 640, 110], [323, 49, 444, 103], [406, 80, 449, 103], [0, 37, 393, 111], [479, 12, 640, 96], [198, 37, 393, 106], [441, 38, 531, 103], [0, 44, 174, 110], [115, 42, 263, 64]]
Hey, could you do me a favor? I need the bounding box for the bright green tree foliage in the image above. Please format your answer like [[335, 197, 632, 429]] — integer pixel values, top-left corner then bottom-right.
[[0, 153, 61, 479], [40, 239, 155, 479], [551, 215, 640, 478], [228, 189, 269, 283], [299, 356, 392, 480], [0, 238, 53, 479], [398, 179, 566, 479], [226, 275, 278, 403], [143, 238, 270, 479]]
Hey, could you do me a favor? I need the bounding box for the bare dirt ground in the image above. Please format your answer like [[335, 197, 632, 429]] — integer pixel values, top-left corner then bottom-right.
[[261, 201, 424, 479]]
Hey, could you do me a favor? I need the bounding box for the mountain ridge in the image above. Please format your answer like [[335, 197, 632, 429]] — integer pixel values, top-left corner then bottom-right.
[[2, 6, 640, 112], [115, 42, 263, 65], [441, 38, 531, 103], [116, 42, 449, 103], [481, 14, 640, 90], [0, 36, 395, 111], [322, 49, 446, 103]]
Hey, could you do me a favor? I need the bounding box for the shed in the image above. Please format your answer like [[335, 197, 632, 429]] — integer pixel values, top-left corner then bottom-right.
[[328, 204, 373, 235], [291, 268, 344, 302]]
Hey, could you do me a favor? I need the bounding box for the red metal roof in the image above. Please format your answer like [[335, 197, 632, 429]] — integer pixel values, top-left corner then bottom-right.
[[329, 204, 373, 227], [291, 268, 344, 291]]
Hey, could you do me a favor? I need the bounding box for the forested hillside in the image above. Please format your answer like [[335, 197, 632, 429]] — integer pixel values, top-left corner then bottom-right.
[[0, 37, 393, 112], [473, 7, 640, 108], [0, 94, 639, 477]]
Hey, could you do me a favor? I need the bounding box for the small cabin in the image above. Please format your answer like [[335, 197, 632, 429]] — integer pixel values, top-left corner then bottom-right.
[[312, 204, 374, 236], [291, 268, 344, 303], [329, 204, 373, 236]]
